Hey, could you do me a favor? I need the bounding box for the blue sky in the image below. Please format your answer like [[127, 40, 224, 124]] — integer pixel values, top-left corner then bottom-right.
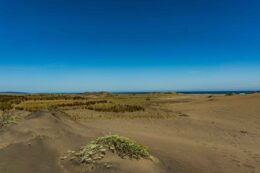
[[0, 0, 260, 92]]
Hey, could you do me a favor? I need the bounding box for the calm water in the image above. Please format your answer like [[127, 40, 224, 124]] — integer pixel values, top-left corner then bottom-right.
[[114, 91, 259, 94]]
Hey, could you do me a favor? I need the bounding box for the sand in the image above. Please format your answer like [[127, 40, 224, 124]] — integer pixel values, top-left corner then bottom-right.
[[0, 93, 260, 173]]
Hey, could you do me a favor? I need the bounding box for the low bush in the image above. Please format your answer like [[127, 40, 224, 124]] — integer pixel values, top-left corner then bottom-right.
[[64, 134, 150, 164], [0, 112, 17, 128]]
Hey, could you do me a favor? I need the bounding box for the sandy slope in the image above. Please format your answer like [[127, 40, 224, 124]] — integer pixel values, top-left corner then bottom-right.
[[0, 94, 260, 173]]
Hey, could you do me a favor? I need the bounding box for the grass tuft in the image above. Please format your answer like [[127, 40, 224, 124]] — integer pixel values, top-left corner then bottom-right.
[[0, 113, 17, 128], [65, 134, 150, 164]]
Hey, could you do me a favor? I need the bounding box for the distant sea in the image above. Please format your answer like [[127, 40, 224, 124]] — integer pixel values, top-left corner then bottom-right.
[[177, 91, 259, 94], [114, 91, 259, 94], [0, 91, 258, 95]]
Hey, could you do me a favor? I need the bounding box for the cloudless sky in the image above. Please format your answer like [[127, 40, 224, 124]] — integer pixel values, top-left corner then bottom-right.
[[0, 0, 260, 92]]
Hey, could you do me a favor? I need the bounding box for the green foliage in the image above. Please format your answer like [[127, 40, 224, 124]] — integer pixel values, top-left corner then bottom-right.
[[66, 134, 150, 164]]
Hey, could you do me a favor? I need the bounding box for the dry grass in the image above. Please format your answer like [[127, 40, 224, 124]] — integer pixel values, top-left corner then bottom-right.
[[0, 112, 18, 128], [86, 103, 144, 112], [0, 95, 26, 111], [16, 100, 79, 111], [63, 108, 175, 120], [0, 93, 179, 120], [16, 99, 109, 112]]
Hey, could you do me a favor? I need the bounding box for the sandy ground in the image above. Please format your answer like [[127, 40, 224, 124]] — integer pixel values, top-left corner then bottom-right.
[[0, 93, 260, 173]]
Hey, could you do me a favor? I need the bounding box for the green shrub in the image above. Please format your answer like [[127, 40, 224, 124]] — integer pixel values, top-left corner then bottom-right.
[[65, 134, 150, 164]]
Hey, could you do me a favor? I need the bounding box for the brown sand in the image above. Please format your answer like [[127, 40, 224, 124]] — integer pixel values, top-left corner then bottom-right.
[[0, 94, 260, 173]]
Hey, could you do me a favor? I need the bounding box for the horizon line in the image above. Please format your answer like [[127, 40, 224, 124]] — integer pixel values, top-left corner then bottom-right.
[[0, 90, 259, 94]]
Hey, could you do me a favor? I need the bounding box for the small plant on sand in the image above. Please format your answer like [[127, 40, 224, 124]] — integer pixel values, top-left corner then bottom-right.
[[0, 113, 17, 128], [63, 134, 150, 164]]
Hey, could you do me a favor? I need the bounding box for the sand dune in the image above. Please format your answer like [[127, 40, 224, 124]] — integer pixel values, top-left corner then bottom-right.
[[0, 94, 260, 173]]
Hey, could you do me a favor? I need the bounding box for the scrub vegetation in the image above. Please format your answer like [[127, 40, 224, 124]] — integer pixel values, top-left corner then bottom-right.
[[63, 134, 150, 164], [0, 113, 17, 128], [86, 103, 145, 112], [0, 92, 179, 122]]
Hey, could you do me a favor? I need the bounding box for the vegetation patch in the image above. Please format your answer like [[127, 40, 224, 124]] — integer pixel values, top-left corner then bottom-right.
[[86, 103, 144, 112], [56, 100, 108, 108], [0, 113, 17, 128], [24, 94, 87, 101], [16, 100, 108, 112], [0, 95, 26, 111], [63, 134, 150, 164], [226, 93, 235, 96]]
